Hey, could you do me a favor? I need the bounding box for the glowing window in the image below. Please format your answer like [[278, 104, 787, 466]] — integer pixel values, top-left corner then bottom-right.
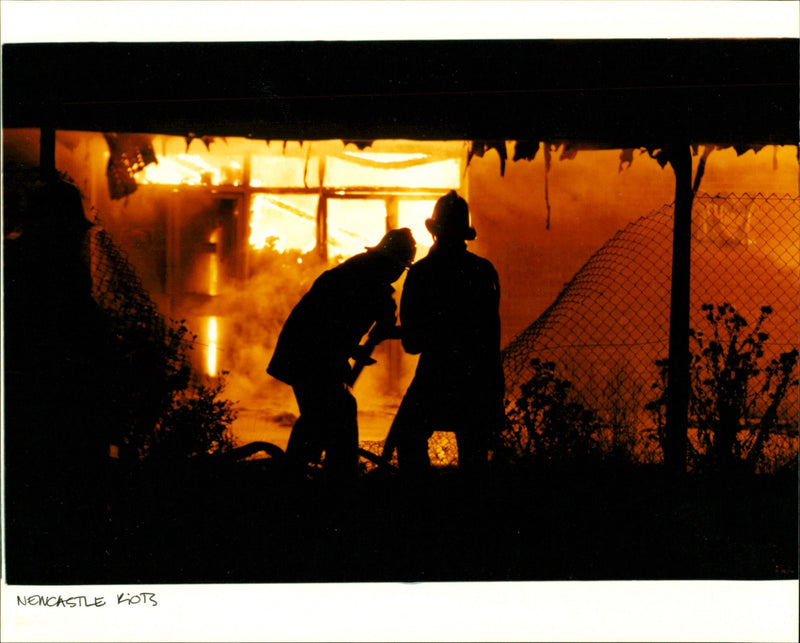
[[250, 194, 318, 253], [327, 199, 387, 260]]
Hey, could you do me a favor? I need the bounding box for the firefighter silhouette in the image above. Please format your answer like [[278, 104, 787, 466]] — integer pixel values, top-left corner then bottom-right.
[[383, 191, 505, 479], [267, 228, 416, 483]]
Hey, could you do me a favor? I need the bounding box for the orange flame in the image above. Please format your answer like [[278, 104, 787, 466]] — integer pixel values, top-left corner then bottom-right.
[[207, 316, 219, 377]]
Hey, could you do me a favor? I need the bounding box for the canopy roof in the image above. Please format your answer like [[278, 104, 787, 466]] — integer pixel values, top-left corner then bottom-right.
[[2, 39, 798, 148]]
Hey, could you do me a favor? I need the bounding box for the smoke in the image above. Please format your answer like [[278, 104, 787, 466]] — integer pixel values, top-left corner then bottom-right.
[[184, 246, 416, 448]]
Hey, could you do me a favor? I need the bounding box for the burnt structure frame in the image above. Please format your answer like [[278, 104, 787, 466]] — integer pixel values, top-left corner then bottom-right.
[[132, 145, 462, 292], [3, 38, 799, 473]]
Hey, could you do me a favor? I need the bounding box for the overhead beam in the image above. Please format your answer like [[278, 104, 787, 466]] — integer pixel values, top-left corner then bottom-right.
[[4, 40, 797, 148]]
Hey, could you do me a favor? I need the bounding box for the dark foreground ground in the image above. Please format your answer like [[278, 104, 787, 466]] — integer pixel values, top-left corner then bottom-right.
[[5, 454, 798, 585]]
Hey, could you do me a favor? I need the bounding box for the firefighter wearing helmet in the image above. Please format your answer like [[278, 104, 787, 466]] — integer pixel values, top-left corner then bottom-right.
[[267, 227, 416, 483], [384, 191, 505, 480]]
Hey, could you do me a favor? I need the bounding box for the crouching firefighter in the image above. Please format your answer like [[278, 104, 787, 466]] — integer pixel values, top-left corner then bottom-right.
[[267, 228, 416, 484]]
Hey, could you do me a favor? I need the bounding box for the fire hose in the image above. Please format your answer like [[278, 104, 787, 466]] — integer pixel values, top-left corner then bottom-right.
[[200, 324, 404, 474]]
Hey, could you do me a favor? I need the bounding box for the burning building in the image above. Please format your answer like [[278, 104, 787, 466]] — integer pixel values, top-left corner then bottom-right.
[[3, 40, 798, 467]]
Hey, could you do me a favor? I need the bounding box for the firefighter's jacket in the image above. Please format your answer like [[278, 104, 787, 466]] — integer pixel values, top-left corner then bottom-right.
[[267, 252, 397, 387], [399, 241, 505, 430]]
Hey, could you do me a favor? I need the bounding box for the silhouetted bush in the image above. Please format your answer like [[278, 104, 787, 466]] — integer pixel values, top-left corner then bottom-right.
[[91, 225, 237, 460], [503, 358, 605, 466], [145, 372, 237, 459], [106, 318, 237, 460], [647, 303, 799, 474]]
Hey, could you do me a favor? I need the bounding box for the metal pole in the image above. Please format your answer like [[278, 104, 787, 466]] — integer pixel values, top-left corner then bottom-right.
[[40, 126, 56, 182], [316, 155, 328, 261], [664, 143, 694, 475]]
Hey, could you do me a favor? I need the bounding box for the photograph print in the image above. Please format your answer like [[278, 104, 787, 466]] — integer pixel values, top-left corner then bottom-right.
[[3, 37, 798, 587]]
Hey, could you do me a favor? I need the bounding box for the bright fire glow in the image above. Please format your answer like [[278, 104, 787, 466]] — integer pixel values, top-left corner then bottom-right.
[[129, 135, 464, 257], [340, 151, 429, 163], [207, 317, 219, 377], [249, 195, 318, 253], [247, 149, 461, 255], [209, 230, 220, 296], [327, 199, 387, 259], [136, 154, 243, 186], [325, 156, 460, 189], [398, 199, 437, 257]]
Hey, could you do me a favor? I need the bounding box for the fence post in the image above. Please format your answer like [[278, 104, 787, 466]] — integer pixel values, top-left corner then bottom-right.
[[40, 126, 56, 182], [664, 143, 694, 475]]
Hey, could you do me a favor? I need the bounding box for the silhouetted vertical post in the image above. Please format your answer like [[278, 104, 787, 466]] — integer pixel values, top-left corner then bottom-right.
[[165, 199, 181, 315], [40, 126, 56, 182], [316, 155, 328, 261], [239, 152, 253, 280], [664, 143, 694, 475]]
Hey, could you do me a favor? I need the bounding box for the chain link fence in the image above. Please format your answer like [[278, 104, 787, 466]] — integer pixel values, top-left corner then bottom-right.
[[90, 225, 173, 349], [501, 193, 799, 471], [89, 223, 201, 384], [87, 223, 216, 454]]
